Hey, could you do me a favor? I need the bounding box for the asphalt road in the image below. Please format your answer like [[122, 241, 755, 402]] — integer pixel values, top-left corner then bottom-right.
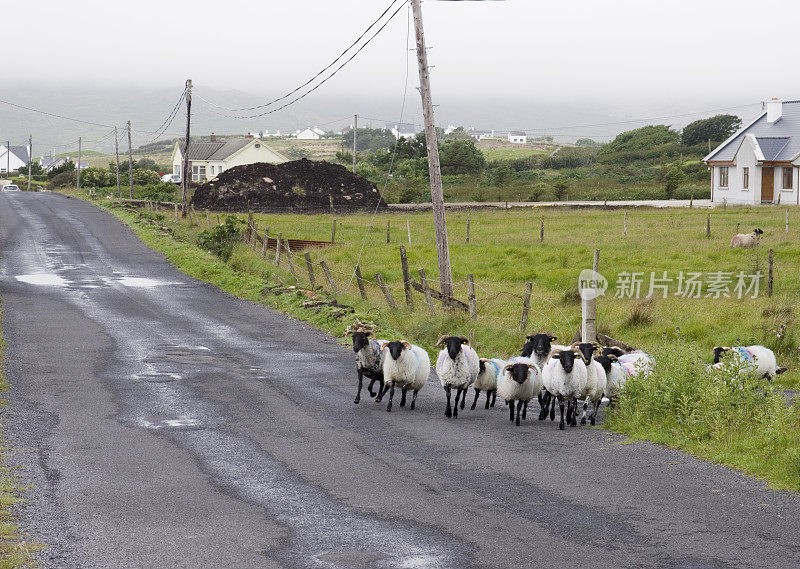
[[0, 192, 797, 569]]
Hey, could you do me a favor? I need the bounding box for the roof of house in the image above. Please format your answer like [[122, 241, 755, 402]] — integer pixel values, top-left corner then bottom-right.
[[509, 131, 527, 137], [2, 145, 29, 163], [387, 123, 417, 132], [180, 139, 253, 161], [706, 100, 800, 163]]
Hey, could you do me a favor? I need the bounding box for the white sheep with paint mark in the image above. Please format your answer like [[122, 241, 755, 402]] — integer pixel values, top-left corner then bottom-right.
[[497, 359, 541, 426], [711, 345, 787, 379], [730, 228, 763, 248], [541, 347, 589, 430], [436, 336, 480, 419], [572, 342, 607, 426], [471, 358, 505, 410], [375, 340, 430, 412]]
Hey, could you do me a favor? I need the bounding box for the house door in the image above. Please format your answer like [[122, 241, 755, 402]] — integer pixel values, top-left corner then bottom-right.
[[761, 167, 774, 202]]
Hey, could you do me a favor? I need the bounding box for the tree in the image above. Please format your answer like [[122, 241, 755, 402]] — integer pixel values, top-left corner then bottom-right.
[[439, 139, 486, 175], [553, 178, 569, 200], [575, 138, 601, 147], [681, 114, 742, 147], [600, 125, 680, 155], [80, 167, 112, 188], [661, 161, 685, 198], [342, 128, 396, 152], [19, 161, 44, 175], [47, 159, 76, 179]]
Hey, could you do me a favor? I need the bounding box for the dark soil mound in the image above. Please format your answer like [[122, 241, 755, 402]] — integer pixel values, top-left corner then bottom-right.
[[190, 159, 386, 213]]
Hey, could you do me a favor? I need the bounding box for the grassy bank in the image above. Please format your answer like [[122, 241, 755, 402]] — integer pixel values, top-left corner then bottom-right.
[[74, 191, 800, 490], [0, 302, 42, 567]]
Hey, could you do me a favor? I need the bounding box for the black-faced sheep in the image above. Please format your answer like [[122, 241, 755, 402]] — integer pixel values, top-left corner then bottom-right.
[[435, 336, 480, 419]]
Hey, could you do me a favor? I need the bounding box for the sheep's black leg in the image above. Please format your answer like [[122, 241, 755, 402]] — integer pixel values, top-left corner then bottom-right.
[[570, 397, 578, 427], [484, 391, 491, 409], [459, 387, 466, 410], [558, 395, 565, 430], [522, 401, 528, 420], [400, 386, 408, 407], [539, 392, 550, 421], [367, 376, 381, 398], [491, 391, 497, 407], [509, 399, 515, 422], [550, 394, 557, 421], [410, 389, 419, 410], [445, 386, 453, 418], [453, 387, 462, 418], [471, 389, 481, 410], [590, 399, 601, 425], [515, 400, 523, 426], [375, 382, 389, 403], [386, 384, 395, 412], [354, 368, 363, 404], [580, 400, 588, 426]]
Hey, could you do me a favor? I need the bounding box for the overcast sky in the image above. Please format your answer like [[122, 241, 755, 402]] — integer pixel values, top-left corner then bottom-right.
[[4, 0, 800, 147]]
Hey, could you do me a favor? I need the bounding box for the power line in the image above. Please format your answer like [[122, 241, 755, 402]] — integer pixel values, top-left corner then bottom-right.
[[0, 97, 114, 128]]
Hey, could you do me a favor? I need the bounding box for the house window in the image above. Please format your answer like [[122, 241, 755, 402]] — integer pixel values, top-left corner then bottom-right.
[[743, 167, 749, 189], [174, 164, 180, 177], [783, 167, 793, 189], [210, 166, 215, 175], [192, 165, 206, 182], [719, 167, 729, 188]]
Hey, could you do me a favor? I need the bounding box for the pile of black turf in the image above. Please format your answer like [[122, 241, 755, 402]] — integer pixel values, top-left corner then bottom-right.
[[190, 159, 387, 213]]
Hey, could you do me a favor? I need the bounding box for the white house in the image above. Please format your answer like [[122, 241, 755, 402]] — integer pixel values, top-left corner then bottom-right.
[[295, 127, 326, 140], [0, 145, 30, 173], [508, 131, 528, 144], [171, 136, 288, 183], [39, 156, 88, 173], [705, 99, 800, 206], [388, 123, 418, 140], [466, 127, 495, 141]]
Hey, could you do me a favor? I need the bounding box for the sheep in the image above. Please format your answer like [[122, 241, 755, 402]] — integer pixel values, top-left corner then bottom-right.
[[594, 354, 635, 406], [730, 228, 763, 248], [436, 336, 480, 419], [347, 325, 386, 404], [541, 347, 589, 430], [712, 345, 787, 379], [472, 358, 505, 410], [602, 346, 654, 377], [497, 360, 541, 426], [572, 342, 607, 426], [375, 341, 430, 412], [521, 333, 566, 414]]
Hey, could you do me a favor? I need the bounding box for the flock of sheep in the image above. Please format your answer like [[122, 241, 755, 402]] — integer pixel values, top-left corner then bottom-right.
[[348, 325, 787, 429]]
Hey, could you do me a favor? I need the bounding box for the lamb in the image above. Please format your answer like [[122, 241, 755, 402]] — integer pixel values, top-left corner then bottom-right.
[[471, 358, 504, 410], [347, 325, 385, 404], [730, 228, 763, 248], [436, 336, 480, 419], [711, 345, 787, 379], [375, 341, 431, 412], [497, 360, 542, 426], [541, 347, 589, 430], [572, 342, 607, 426]]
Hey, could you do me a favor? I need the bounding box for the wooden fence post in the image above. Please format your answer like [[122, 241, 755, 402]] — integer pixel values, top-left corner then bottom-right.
[[375, 272, 398, 309], [331, 219, 337, 243], [689, 195, 693, 209], [539, 216, 544, 241], [419, 268, 435, 315], [275, 233, 282, 265], [284, 241, 297, 277], [174, 203, 179, 221], [467, 274, 477, 320], [768, 248, 774, 297], [466, 219, 471, 244], [206, 210, 211, 228], [386, 220, 391, 244], [262, 228, 270, 258], [706, 213, 711, 238], [623, 212, 628, 237], [216, 214, 221, 226], [190, 204, 198, 227], [581, 249, 600, 343], [786, 209, 789, 233], [246, 211, 254, 244], [399, 246, 413, 307], [355, 264, 367, 300], [407, 219, 411, 244], [304, 252, 316, 289], [520, 282, 532, 331], [320, 261, 338, 295]]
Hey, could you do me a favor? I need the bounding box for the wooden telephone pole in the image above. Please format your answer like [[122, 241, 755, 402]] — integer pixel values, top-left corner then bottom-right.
[[353, 114, 358, 174], [76, 137, 82, 190], [411, 0, 452, 297], [114, 126, 121, 197], [126, 121, 134, 199], [181, 79, 193, 217], [27, 135, 32, 192]]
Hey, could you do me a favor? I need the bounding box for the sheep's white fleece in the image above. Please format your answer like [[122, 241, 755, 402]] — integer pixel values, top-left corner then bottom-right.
[[731, 233, 760, 248], [382, 344, 431, 391], [542, 357, 588, 399], [436, 345, 480, 389], [475, 358, 505, 391], [497, 358, 542, 403], [580, 359, 607, 402], [711, 345, 781, 377], [604, 361, 635, 399], [356, 339, 386, 373]]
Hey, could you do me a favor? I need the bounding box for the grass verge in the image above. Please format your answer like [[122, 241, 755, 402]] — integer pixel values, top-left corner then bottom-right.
[[0, 301, 43, 567]]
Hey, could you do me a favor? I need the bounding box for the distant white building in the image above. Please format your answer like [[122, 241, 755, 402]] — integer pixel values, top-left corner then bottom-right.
[[171, 136, 288, 183], [388, 123, 418, 140], [466, 127, 494, 141], [0, 145, 30, 173], [508, 131, 528, 144], [295, 127, 326, 140], [705, 98, 800, 205], [39, 156, 88, 173]]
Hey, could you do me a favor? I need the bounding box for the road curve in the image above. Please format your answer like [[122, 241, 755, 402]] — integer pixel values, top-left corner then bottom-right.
[[0, 192, 797, 569]]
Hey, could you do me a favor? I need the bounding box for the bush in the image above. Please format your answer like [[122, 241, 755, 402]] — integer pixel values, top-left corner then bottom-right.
[[48, 159, 75, 179], [439, 139, 486, 175], [49, 171, 75, 188], [527, 182, 547, 202], [552, 178, 569, 200], [197, 216, 244, 261], [134, 183, 177, 202], [121, 169, 161, 186], [80, 167, 112, 188]]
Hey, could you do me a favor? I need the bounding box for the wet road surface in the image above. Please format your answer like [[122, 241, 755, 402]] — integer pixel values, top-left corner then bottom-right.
[[0, 192, 797, 569]]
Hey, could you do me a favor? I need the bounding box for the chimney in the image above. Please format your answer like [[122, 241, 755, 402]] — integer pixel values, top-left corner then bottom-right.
[[210, 132, 216, 142], [766, 98, 783, 123]]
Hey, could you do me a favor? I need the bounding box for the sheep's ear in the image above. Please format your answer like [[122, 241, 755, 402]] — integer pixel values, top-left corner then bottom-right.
[[377, 341, 389, 349], [608, 354, 618, 362], [362, 329, 373, 336], [550, 349, 562, 358], [401, 341, 412, 349], [503, 364, 514, 373], [525, 335, 535, 341], [436, 335, 448, 347], [460, 336, 469, 344], [479, 358, 489, 363], [527, 364, 538, 371]]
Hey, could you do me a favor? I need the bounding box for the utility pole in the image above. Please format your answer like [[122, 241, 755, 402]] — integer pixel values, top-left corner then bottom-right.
[[411, 0, 452, 297], [127, 121, 134, 199], [6, 140, 9, 175], [27, 135, 32, 192], [114, 126, 121, 197], [77, 137, 82, 191], [181, 79, 193, 217], [353, 114, 358, 174]]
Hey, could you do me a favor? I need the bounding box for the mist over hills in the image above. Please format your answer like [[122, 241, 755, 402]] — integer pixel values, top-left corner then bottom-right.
[[0, 83, 762, 156]]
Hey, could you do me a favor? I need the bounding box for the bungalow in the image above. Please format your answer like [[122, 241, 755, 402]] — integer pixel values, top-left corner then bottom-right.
[[40, 156, 88, 172], [508, 131, 528, 144], [295, 127, 326, 140], [705, 99, 800, 206], [466, 127, 495, 141], [0, 145, 30, 173], [388, 123, 418, 140], [171, 136, 288, 183]]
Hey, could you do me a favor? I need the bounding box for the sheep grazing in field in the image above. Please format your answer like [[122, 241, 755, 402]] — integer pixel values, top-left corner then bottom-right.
[[472, 358, 504, 410], [730, 228, 763, 248], [436, 336, 480, 419], [497, 360, 542, 426], [347, 325, 385, 404], [376, 341, 431, 412], [712, 345, 787, 379], [572, 342, 607, 426], [541, 347, 589, 430]]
